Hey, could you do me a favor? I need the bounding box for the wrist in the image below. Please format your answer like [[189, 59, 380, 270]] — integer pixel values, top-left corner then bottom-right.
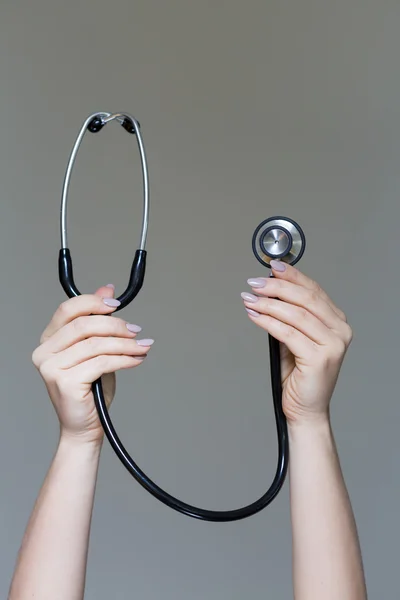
[[58, 430, 104, 458], [287, 413, 332, 443]]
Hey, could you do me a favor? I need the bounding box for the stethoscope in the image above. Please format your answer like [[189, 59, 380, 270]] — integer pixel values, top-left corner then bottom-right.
[[59, 111, 306, 522]]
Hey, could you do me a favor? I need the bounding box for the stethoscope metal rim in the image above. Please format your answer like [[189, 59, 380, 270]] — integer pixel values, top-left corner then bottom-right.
[[60, 111, 149, 251], [252, 216, 306, 268]]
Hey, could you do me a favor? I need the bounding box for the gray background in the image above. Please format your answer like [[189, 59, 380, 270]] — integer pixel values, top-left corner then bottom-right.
[[0, 1, 398, 598]]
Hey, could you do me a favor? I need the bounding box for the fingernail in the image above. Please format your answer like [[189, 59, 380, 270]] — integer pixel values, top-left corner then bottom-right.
[[136, 339, 155, 346], [103, 298, 121, 307], [241, 292, 258, 303], [270, 260, 286, 272], [106, 284, 115, 290], [126, 324, 142, 333], [247, 278, 266, 288], [245, 308, 260, 317]]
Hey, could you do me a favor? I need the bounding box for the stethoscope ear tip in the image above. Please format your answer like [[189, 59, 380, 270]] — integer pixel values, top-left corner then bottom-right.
[[252, 216, 306, 268], [121, 117, 140, 134], [87, 116, 106, 133]]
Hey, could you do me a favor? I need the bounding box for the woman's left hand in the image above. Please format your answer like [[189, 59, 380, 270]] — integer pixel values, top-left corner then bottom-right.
[[242, 261, 353, 426]]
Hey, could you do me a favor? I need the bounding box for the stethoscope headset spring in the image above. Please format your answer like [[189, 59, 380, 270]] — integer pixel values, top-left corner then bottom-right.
[[59, 111, 306, 522]]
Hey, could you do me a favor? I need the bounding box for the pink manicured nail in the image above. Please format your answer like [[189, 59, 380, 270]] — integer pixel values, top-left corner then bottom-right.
[[103, 298, 121, 307], [245, 308, 260, 317], [241, 292, 258, 303], [126, 324, 142, 333], [270, 260, 286, 272], [136, 339, 155, 346], [247, 278, 266, 288]]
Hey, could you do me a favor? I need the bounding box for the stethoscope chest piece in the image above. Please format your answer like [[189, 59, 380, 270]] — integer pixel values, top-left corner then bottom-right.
[[252, 216, 305, 268]]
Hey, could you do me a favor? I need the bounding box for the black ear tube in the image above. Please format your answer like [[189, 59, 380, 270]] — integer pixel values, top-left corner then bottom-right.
[[58, 248, 80, 298], [58, 248, 146, 310], [115, 249, 146, 309]]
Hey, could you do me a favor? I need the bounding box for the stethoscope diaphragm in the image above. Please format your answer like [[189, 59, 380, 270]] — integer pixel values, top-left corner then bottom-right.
[[252, 216, 306, 268]]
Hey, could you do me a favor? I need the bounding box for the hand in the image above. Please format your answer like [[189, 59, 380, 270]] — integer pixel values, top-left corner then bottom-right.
[[242, 261, 353, 426], [32, 285, 154, 444]]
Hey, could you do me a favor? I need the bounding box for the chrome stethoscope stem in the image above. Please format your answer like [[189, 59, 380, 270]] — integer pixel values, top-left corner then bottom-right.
[[60, 111, 149, 251]]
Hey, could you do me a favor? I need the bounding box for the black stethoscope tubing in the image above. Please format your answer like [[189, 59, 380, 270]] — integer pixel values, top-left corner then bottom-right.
[[58, 112, 306, 521]]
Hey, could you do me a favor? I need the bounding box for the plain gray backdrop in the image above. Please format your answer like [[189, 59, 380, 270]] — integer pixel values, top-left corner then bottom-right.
[[0, 1, 398, 598]]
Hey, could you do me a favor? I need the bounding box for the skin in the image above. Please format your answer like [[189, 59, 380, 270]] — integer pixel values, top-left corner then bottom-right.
[[244, 261, 367, 599], [9, 265, 367, 600]]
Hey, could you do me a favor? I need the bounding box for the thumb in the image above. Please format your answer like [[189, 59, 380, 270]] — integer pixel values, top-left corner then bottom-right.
[[94, 283, 115, 299]]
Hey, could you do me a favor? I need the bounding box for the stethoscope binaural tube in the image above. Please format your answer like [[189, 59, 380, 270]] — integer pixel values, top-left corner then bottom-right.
[[58, 112, 306, 521], [59, 112, 149, 307]]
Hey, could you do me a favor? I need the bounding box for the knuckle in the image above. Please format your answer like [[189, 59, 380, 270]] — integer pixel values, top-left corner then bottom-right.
[[297, 307, 309, 321], [72, 316, 87, 335], [113, 318, 130, 336], [315, 340, 346, 368], [258, 298, 269, 313], [328, 339, 346, 362], [308, 290, 320, 305], [282, 323, 296, 338], [57, 300, 71, 320], [111, 317, 126, 331], [31, 348, 41, 368], [344, 324, 353, 345], [83, 336, 97, 350], [38, 360, 55, 383], [334, 338, 347, 356], [93, 354, 106, 368], [314, 283, 323, 295]]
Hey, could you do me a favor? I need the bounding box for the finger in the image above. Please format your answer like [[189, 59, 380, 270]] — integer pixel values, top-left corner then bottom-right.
[[53, 337, 154, 369], [267, 261, 347, 321], [73, 353, 147, 384], [244, 309, 316, 362], [35, 315, 142, 364], [245, 278, 347, 335], [41, 291, 122, 343], [94, 284, 115, 299], [242, 294, 337, 346]]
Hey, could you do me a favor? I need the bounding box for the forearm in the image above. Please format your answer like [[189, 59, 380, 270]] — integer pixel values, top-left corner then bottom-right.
[[9, 434, 102, 600], [289, 417, 367, 600]]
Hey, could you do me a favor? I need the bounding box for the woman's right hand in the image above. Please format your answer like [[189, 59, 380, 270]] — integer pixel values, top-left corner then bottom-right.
[[32, 285, 154, 445]]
